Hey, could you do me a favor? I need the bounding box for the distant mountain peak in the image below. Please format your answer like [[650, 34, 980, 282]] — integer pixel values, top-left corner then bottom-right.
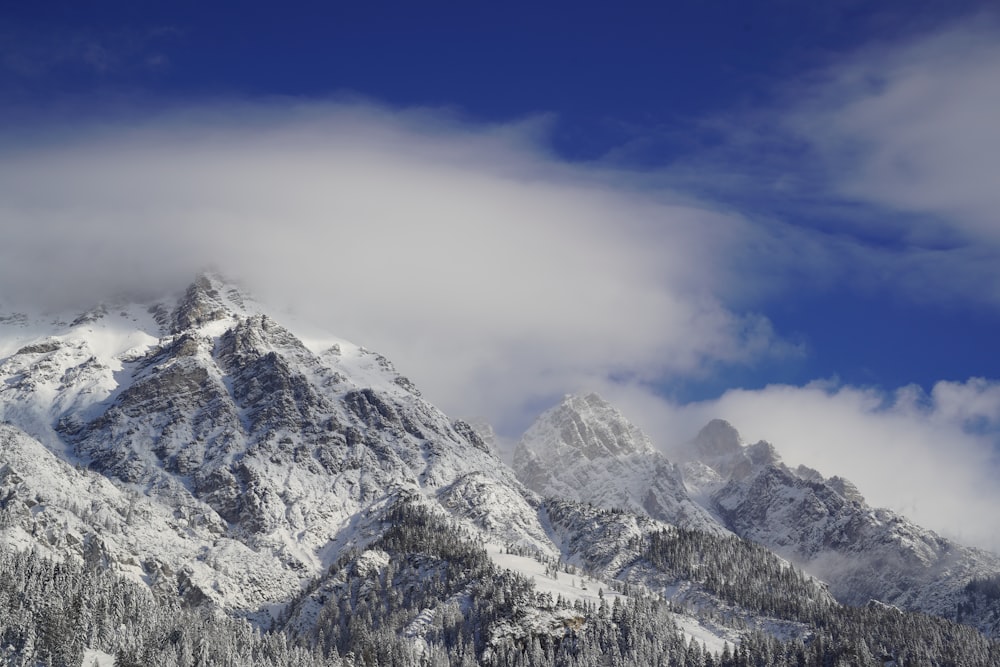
[[693, 419, 743, 458], [171, 272, 252, 333], [513, 392, 726, 534], [676, 419, 782, 482], [535, 392, 656, 459]]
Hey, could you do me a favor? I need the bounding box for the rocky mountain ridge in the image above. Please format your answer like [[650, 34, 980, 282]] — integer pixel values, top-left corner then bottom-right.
[[515, 393, 1000, 636], [2, 274, 999, 665], [513, 393, 725, 536]]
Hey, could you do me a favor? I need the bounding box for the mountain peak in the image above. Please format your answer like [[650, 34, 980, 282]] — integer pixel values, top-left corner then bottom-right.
[[528, 392, 655, 460], [693, 419, 743, 458], [170, 273, 252, 334], [513, 393, 729, 533], [676, 419, 780, 483]]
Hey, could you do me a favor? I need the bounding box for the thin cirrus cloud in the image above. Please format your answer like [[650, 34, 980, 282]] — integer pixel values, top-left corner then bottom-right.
[[664, 14, 1000, 307], [780, 15, 1000, 302], [0, 101, 791, 436]]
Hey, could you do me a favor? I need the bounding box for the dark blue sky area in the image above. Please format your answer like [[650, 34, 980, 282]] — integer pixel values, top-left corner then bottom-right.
[[2, 3, 972, 136]]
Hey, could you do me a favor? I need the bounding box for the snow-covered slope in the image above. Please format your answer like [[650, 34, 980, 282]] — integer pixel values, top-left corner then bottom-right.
[[513, 393, 725, 535], [0, 423, 302, 615], [0, 275, 555, 621]]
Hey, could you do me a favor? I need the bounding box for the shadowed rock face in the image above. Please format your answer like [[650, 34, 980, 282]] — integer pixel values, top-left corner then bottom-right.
[[171, 275, 235, 333], [680, 419, 780, 481]]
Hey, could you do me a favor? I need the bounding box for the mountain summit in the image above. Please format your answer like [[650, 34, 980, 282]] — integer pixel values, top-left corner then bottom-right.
[[1, 275, 552, 615], [514, 393, 725, 534]]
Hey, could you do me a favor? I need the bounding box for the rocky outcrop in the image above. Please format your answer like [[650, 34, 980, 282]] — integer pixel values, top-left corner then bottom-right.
[[514, 393, 726, 535]]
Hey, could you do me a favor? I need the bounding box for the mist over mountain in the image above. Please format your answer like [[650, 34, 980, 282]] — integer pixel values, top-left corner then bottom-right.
[[515, 394, 1000, 635]]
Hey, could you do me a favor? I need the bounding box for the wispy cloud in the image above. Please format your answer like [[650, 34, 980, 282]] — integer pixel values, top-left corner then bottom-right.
[[790, 16, 1000, 243], [0, 24, 175, 82], [655, 13, 1000, 308]]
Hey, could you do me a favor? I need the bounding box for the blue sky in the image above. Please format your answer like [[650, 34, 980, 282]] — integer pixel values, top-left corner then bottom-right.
[[3, 1, 1000, 548]]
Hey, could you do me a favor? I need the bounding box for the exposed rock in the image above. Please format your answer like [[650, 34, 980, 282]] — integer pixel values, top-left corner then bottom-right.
[[514, 393, 725, 535]]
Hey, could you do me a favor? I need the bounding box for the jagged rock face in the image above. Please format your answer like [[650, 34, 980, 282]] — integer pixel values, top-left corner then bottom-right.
[[513, 393, 652, 481], [459, 416, 499, 457], [670, 418, 1000, 630], [710, 459, 1000, 623], [1, 274, 555, 618], [528, 393, 655, 459], [171, 274, 242, 333], [676, 419, 781, 483], [514, 393, 726, 535], [61, 278, 545, 546], [677, 422, 1000, 633], [451, 419, 494, 455], [693, 419, 742, 458]]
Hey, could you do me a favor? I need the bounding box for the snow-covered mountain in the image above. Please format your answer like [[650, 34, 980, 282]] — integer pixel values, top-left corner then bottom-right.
[[2, 276, 999, 664], [515, 396, 1000, 636], [0, 275, 552, 615], [688, 421, 1000, 632], [0, 275, 797, 660], [513, 393, 724, 535]]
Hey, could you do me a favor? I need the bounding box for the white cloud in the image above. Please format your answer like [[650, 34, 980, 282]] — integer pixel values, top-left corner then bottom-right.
[[792, 17, 1000, 243], [0, 101, 787, 436], [661, 15, 1000, 307]]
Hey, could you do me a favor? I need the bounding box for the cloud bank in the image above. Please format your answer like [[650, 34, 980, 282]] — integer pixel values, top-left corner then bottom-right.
[[0, 101, 788, 432]]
